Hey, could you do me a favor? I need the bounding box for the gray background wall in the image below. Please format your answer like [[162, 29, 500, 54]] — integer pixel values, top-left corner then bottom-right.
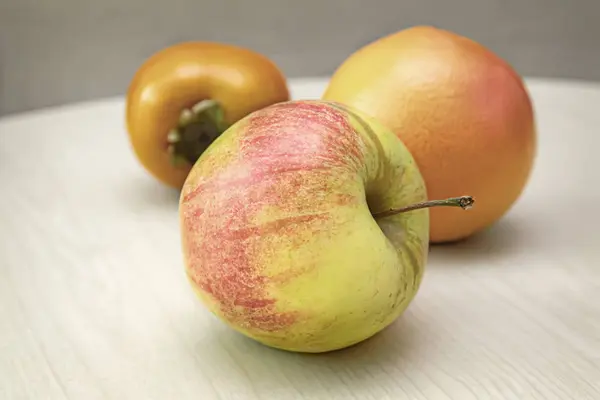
[[0, 0, 598, 116]]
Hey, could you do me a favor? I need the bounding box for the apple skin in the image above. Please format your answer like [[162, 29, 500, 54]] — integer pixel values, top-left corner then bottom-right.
[[179, 99, 430, 353]]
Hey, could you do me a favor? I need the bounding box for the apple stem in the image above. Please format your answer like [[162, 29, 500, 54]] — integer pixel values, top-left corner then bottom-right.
[[372, 196, 475, 219], [166, 99, 229, 167]]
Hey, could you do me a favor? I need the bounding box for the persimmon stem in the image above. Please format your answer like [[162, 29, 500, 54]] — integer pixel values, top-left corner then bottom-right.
[[373, 196, 474, 219], [167, 99, 229, 167]]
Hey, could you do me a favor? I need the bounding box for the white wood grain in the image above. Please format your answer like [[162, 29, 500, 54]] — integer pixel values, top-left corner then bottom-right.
[[1, 77, 599, 400]]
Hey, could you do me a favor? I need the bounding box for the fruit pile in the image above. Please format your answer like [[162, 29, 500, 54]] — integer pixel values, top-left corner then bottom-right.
[[125, 26, 536, 353]]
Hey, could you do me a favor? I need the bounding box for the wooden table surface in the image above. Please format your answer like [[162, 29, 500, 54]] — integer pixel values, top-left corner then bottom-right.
[[1, 77, 599, 400]]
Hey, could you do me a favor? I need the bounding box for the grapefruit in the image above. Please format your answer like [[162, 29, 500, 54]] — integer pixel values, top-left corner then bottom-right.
[[322, 26, 537, 243]]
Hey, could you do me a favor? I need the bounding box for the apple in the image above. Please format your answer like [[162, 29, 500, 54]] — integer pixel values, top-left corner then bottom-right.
[[179, 100, 472, 353]]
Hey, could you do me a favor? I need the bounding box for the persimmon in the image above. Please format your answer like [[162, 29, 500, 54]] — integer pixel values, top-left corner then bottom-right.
[[126, 42, 290, 189]]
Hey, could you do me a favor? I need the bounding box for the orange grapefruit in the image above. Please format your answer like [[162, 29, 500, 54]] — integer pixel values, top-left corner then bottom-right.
[[322, 26, 537, 243]]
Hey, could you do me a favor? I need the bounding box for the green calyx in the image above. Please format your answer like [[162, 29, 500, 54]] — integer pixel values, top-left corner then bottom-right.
[[167, 99, 229, 167]]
